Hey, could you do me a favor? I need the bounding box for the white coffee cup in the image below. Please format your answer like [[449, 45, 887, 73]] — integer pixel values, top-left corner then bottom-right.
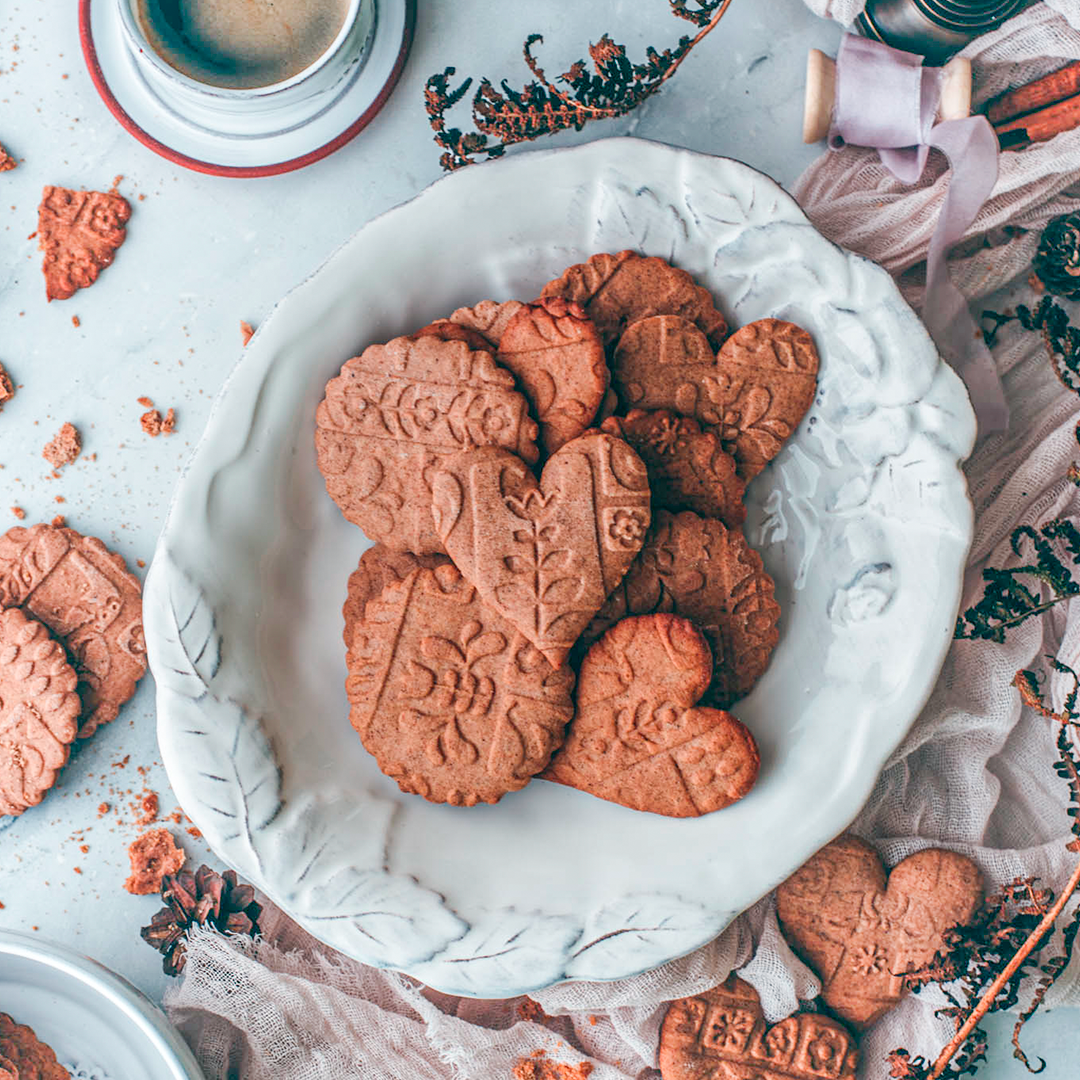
[[115, 0, 377, 138]]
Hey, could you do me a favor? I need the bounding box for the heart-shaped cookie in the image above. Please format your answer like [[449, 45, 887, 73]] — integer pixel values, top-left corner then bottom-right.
[[777, 835, 983, 1029], [315, 334, 539, 555], [584, 511, 780, 708], [541, 251, 728, 349], [496, 296, 608, 456], [431, 431, 651, 668], [600, 409, 746, 528], [345, 564, 575, 806], [613, 316, 819, 479], [660, 974, 858, 1080], [542, 614, 759, 816]]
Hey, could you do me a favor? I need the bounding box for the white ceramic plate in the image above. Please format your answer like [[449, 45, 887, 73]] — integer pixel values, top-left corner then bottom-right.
[[145, 137, 976, 998], [0, 930, 204, 1078]]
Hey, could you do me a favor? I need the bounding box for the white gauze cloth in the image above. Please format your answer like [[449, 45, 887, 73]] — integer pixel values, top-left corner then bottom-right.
[[166, 7, 1080, 1076]]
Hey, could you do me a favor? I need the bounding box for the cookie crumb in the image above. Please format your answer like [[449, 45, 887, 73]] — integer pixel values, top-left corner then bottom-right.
[[71, 315, 80, 328], [42, 422, 81, 468], [0, 362, 13, 409], [124, 828, 184, 895], [0, 143, 15, 172], [10, 506, 24, 520], [240, 320, 255, 346], [141, 407, 177, 437], [512, 1052, 593, 1080], [97, 801, 110, 816], [50, 514, 65, 528], [136, 790, 159, 826], [137, 396, 154, 408]]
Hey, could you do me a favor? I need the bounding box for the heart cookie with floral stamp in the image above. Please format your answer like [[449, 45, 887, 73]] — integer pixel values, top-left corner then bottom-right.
[[432, 430, 651, 668], [613, 316, 819, 480], [345, 564, 575, 805], [542, 613, 759, 816], [776, 834, 983, 1029], [659, 974, 858, 1080]]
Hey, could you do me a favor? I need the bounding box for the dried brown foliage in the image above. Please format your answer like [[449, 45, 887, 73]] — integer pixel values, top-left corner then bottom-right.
[[424, 1, 734, 170]]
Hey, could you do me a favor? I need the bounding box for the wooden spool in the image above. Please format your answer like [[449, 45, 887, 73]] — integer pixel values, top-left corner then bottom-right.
[[802, 49, 973, 143]]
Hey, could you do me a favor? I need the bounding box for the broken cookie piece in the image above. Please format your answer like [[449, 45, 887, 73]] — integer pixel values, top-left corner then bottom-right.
[[125, 828, 185, 895], [141, 407, 176, 437], [38, 186, 131, 301], [42, 422, 81, 469]]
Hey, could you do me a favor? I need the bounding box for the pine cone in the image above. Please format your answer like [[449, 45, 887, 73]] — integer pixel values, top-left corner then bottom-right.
[[140, 864, 262, 976], [1034, 212, 1080, 300]]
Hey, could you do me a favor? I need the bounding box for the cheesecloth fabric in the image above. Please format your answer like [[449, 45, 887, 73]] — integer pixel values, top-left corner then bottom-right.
[[165, 6, 1080, 1076]]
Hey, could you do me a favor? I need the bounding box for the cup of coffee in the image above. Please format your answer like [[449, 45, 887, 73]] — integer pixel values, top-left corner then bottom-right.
[[116, 0, 377, 137]]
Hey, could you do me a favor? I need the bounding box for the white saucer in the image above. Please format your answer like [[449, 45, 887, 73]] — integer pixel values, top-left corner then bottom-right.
[[0, 929, 203, 1078], [79, 0, 414, 177]]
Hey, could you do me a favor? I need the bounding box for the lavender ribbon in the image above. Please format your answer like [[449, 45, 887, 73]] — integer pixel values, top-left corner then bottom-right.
[[830, 34, 1008, 435]]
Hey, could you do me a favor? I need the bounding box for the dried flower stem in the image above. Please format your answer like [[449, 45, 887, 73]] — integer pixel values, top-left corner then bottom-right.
[[928, 854, 1080, 1079]]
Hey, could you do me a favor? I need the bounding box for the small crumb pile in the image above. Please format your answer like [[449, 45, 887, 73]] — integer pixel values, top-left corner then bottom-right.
[[41, 422, 80, 468], [139, 398, 177, 437], [241, 320, 255, 346], [0, 143, 14, 172]]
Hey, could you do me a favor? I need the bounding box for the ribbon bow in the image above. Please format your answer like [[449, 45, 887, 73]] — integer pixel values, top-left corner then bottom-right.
[[830, 34, 1007, 435]]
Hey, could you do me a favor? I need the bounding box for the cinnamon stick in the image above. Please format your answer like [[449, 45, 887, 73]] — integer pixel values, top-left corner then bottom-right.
[[995, 92, 1080, 149], [987, 61, 1080, 125]]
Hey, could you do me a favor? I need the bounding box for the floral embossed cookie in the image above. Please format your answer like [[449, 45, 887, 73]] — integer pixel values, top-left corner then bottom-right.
[[345, 564, 575, 805], [613, 316, 819, 480], [496, 297, 608, 455], [543, 613, 759, 816], [659, 974, 858, 1080], [776, 835, 983, 1029], [585, 510, 780, 707], [316, 334, 539, 554], [38, 186, 131, 301], [541, 251, 728, 349], [601, 409, 745, 527], [0, 1014, 69, 1080], [0, 523, 147, 737], [432, 430, 651, 668], [0, 608, 81, 817]]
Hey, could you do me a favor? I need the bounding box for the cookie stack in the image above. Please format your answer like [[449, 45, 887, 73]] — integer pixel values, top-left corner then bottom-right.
[[0, 524, 147, 817], [317, 251, 818, 816]]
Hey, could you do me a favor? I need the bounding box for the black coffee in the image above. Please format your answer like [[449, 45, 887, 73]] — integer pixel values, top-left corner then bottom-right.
[[135, 0, 351, 90]]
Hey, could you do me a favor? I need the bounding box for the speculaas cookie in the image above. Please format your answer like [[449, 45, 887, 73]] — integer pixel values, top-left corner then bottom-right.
[[600, 409, 745, 528], [316, 334, 539, 554], [342, 545, 450, 649], [613, 316, 819, 480], [496, 297, 608, 455], [38, 186, 131, 301], [0, 523, 147, 737], [542, 614, 758, 816], [0, 608, 80, 817], [345, 564, 575, 805], [449, 299, 525, 348], [659, 974, 858, 1080], [540, 251, 728, 349], [585, 511, 780, 707], [0, 1014, 68, 1080], [776, 834, 983, 1029], [431, 430, 651, 669]]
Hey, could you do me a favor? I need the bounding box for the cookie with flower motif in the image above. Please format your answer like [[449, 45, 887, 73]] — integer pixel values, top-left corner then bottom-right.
[[0, 607, 81, 816], [542, 613, 758, 816], [431, 430, 650, 668], [601, 409, 745, 528], [345, 564, 575, 805], [613, 316, 819, 480]]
